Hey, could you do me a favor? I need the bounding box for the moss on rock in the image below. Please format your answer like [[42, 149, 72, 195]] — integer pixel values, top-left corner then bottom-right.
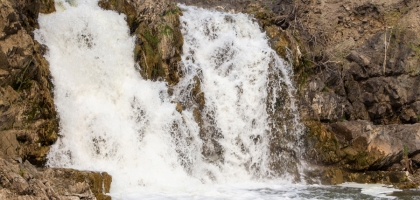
[[304, 121, 344, 165]]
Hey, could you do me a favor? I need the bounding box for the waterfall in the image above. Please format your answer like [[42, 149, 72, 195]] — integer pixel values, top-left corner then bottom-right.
[[34, 0, 304, 196]]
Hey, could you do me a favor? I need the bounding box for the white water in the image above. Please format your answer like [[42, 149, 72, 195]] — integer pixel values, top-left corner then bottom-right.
[[34, 0, 406, 199]]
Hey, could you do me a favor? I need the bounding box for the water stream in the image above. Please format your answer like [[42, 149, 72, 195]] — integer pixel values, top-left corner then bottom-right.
[[34, 0, 407, 199]]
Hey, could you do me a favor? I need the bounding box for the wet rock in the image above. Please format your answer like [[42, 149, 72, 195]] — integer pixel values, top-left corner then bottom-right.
[[344, 171, 413, 188], [179, 0, 420, 187], [99, 0, 183, 85], [304, 121, 343, 165], [39, 0, 56, 14]]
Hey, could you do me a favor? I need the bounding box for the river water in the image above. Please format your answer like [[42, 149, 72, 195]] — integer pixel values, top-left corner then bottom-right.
[[34, 0, 417, 199]]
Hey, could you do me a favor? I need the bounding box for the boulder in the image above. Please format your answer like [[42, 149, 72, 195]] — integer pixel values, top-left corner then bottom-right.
[[330, 121, 420, 170], [0, 158, 111, 200]]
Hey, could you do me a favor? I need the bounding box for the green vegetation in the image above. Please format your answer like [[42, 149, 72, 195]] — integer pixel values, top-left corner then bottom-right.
[[322, 86, 329, 93], [160, 24, 174, 36], [384, 11, 401, 27], [144, 30, 160, 48], [295, 56, 314, 92], [162, 8, 180, 16], [403, 145, 409, 157], [13, 59, 33, 91], [18, 169, 25, 177], [409, 43, 420, 60]]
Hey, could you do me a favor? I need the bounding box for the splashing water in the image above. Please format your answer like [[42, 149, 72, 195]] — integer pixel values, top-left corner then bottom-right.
[[32, 0, 406, 199], [175, 4, 305, 180]]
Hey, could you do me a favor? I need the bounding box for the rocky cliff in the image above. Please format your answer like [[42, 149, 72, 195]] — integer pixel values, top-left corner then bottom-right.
[[0, 0, 111, 199], [0, 0, 57, 167]]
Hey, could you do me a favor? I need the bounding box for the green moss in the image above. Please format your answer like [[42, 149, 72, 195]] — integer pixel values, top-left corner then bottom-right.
[[18, 169, 25, 177], [144, 30, 160, 48], [160, 24, 174, 36], [162, 8, 180, 16], [409, 43, 420, 60], [27, 103, 41, 122], [305, 121, 343, 164], [295, 56, 314, 91], [384, 11, 402, 27]]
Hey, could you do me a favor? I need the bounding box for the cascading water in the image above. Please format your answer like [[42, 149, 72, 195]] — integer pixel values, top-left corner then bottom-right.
[[175, 5, 305, 180], [34, 0, 310, 198]]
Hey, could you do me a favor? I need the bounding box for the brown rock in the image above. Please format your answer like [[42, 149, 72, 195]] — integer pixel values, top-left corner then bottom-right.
[[329, 121, 420, 170], [0, 158, 112, 199], [400, 108, 418, 123], [0, 0, 58, 165]]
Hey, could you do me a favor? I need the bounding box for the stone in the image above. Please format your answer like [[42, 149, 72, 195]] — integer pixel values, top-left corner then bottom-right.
[[329, 121, 420, 170], [351, 101, 370, 120], [310, 93, 348, 122], [346, 51, 370, 67], [411, 101, 420, 114], [412, 153, 420, 166], [344, 80, 360, 103], [400, 108, 418, 124], [0, 158, 112, 199], [348, 63, 368, 80]]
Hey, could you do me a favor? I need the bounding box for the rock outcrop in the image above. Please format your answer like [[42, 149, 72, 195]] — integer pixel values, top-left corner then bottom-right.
[[305, 120, 420, 170], [0, 158, 112, 200], [0, 0, 58, 166], [98, 0, 183, 85], [291, 0, 420, 188]]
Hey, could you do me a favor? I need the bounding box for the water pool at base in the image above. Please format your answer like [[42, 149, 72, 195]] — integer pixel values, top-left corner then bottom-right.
[[111, 182, 420, 200]]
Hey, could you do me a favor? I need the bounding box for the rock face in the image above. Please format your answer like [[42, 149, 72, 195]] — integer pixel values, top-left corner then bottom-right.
[[290, 0, 420, 187], [288, 0, 420, 126], [0, 0, 58, 166], [0, 158, 112, 200], [306, 120, 420, 171]]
